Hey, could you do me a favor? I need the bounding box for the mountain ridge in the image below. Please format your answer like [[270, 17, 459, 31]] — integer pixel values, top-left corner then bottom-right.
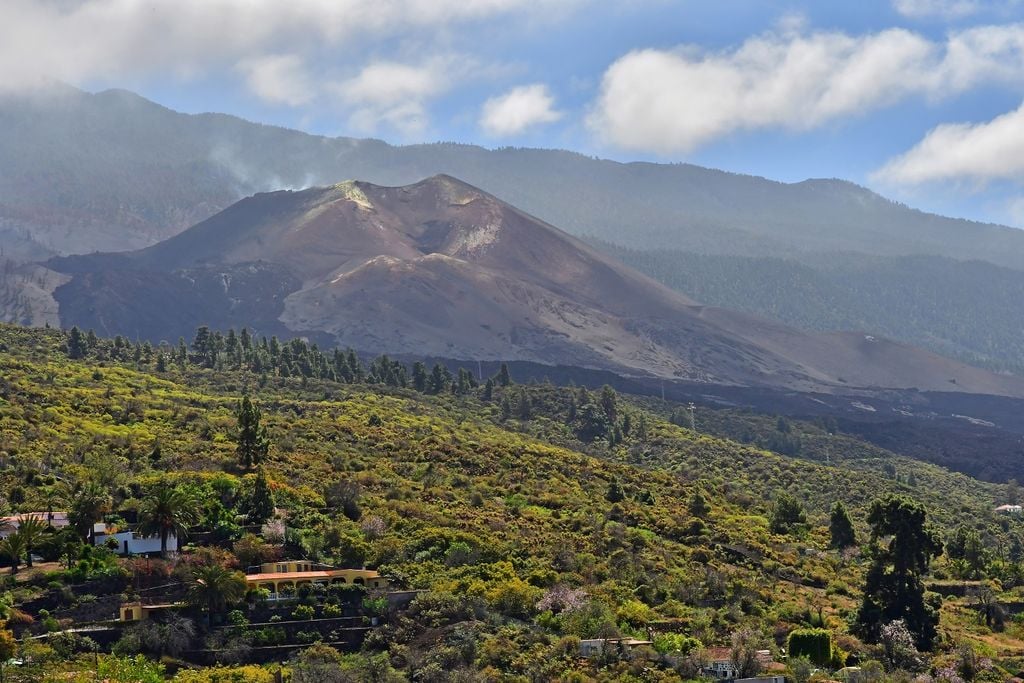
[[2, 84, 1023, 269], [42, 174, 1024, 402]]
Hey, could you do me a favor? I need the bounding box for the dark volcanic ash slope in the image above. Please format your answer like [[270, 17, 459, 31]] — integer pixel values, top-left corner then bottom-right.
[[46, 175, 1024, 398]]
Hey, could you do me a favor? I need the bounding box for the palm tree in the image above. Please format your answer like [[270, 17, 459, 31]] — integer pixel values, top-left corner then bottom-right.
[[34, 486, 65, 527], [0, 533, 26, 575], [67, 481, 112, 545], [15, 515, 47, 568], [138, 485, 199, 558], [187, 564, 246, 621]]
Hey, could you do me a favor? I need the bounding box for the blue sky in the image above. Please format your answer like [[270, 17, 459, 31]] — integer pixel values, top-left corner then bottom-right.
[[3, 0, 1024, 225]]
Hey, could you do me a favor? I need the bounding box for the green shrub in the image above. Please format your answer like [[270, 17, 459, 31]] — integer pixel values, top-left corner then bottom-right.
[[291, 604, 315, 620], [788, 628, 835, 667]]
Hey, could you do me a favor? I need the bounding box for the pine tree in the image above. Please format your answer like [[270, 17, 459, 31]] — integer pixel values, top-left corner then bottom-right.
[[177, 337, 188, 367], [770, 493, 807, 534], [456, 368, 473, 395], [600, 385, 618, 424], [346, 349, 362, 381], [606, 477, 625, 503], [66, 326, 87, 359], [829, 501, 857, 550], [429, 363, 450, 394], [192, 326, 212, 366], [235, 396, 269, 469], [497, 363, 512, 387], [412, 362, 428, 392], [500, 394, 512, 421], [855, 495, 943, 649], [241, 467, 276, 526], [516, 388, 532, 420], [482, 377, 494, 401], [689, 490, 712, 518], [574, 402, 609, 442]]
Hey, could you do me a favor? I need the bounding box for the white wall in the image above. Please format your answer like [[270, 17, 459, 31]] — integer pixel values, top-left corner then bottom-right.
[[94, 531, 177, 555]]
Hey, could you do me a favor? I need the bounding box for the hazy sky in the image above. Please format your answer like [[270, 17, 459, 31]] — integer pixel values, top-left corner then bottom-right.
[[3, 0, 1024, 225]]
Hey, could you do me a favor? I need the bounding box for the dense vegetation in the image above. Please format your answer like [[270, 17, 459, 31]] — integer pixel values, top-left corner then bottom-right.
[[600, 242, 1024, 375], [0, 323, 1023, 681]]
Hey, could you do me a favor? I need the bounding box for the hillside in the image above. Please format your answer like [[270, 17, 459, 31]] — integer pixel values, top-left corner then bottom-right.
[[38, 175, 1024, 404], [599, 244, 1024, 375], [2, 322, 1024, 680]]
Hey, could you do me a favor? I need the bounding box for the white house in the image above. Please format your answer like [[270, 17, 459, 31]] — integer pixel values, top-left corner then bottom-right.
[[0, 512, 70, 538], [705, 648, 776, 681], [706, 648, 739, 679], [93, 527, 177, 556], [995, 504, 1022, 515]]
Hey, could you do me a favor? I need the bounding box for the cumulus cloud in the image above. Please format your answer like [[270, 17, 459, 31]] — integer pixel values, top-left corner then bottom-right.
[[873, 103, 1024, 185], [237, 54, 314, 106], [332, 58, 465, 136], [0, 0, 575, 92], [480, 84, 563, 136], [893, 0, 982, 19], [588, 23, 1024, 154]]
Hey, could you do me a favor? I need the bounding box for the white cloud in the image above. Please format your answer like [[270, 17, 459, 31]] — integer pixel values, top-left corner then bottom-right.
[[873, 103, 1024, 185], [480, 84, 563, 136], [893, 0, 982, 19], [333, 58, 462, 136], [0, 0, 576, 92], [237, 55, 314, 106], [588, 23, 1024, 154], [1007, 196, 1024, 225]]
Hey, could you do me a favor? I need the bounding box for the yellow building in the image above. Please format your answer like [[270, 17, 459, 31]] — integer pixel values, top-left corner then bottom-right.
[[119, 601, 185, 621], [245, 561, 387, 600]]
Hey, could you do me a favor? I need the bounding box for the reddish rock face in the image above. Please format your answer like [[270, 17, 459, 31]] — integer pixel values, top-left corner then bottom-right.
[[47, 175, 1024, 398]]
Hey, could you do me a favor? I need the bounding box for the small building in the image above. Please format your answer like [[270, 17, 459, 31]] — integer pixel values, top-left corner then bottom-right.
[[0, 512, 69, 538], [93, 525, 177, 556], [579, 638, 654, 659], [995, 505, 1023, 515], [244, 560, 387, 600], [705, 648, 776, 681], [119, 601, 187, 622], [706, 648, 739, 679]]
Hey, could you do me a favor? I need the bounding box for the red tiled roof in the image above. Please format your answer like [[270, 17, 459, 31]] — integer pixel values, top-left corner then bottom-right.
[[245, 569, 381, 582], [246, 570, 333, 581]]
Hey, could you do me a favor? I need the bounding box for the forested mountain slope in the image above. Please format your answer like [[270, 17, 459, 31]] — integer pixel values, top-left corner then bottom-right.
[[2, 85, 1023, 270], [599, 244, 1024, 375]]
